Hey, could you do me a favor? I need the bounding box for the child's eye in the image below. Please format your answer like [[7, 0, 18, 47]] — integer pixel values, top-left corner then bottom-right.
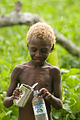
[[32, 48, 37, 52], [40, 48, 48, 53]]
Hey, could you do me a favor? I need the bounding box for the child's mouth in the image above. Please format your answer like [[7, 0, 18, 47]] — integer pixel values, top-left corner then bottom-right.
[[33, 58, 42, 63], [35, 59, 41, 62]]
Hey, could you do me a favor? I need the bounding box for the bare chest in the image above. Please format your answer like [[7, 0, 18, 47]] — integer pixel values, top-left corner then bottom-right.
[[19, 67, 52, 92]]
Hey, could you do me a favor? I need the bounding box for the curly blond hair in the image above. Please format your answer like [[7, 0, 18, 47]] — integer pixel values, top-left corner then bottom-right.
[[26, 22, 56, 48]]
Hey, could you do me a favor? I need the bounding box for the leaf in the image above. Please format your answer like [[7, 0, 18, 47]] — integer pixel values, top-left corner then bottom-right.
[[70, 113, 76, 119], [63, 104, 72, 113], [6, 110, 12, 116], [0, 112, 6, 119], [52, 111, 61, 119]]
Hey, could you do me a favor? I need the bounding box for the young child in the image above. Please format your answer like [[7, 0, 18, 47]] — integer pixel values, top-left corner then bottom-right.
[[4, 22, 62, 120]]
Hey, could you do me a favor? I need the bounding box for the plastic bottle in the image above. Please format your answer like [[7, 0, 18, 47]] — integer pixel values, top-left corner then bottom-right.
[[32, 90, 48, 120]]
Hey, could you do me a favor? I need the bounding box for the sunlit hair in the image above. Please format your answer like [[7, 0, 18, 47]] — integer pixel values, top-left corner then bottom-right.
[[26, 22, 56, 48]]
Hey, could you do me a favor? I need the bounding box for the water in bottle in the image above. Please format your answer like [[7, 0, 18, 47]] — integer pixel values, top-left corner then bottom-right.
[[32, 90, 48, 120]]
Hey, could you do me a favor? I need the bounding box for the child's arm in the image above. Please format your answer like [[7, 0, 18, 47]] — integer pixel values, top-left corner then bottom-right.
[[3, 66, 22, 108], [39, 67, 62, 110]]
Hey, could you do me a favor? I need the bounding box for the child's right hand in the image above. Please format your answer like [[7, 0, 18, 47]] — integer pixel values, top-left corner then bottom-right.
[[12, 88, 22, 100]]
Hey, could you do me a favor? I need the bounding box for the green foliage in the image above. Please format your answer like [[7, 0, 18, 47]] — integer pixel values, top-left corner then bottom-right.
[[0, 0, 80, 120], [52, 68, 80, 120], [47, 48, 58, 66], [56, 44, 80, 69]]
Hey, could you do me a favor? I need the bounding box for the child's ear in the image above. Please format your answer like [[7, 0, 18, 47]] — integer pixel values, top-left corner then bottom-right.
[[50, 44, 54, 52]]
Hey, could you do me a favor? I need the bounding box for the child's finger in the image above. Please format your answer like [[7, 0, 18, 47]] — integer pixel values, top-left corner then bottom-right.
[[39, 88, 48, 96], [13, 95, 20, 100], [39, 88, 52, 100], [13, 88, 22, 97], [16, 88, 22, 93], [45, 95, 50, 100], [13, 90, 19, 96], [41, 91, 49, 98], [12, 93, 21, 100]]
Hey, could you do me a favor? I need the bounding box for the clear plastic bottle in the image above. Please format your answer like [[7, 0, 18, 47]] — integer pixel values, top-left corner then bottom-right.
[[32, 90, 48, 120]]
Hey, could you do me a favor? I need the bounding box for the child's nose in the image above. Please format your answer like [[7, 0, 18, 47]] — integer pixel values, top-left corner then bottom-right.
[[35, 50, 40, 57]]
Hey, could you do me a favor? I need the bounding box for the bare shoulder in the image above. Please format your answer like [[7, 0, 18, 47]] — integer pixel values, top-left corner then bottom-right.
[[12, 62, 30, 75], [44, 62, 61, 80], [12, 64, 24, 73], [51, 65, 60, 73], [45, 62, 60, 72]]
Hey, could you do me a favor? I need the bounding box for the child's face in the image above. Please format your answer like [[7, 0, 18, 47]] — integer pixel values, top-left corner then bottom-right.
[[28, 37, 51, 65]]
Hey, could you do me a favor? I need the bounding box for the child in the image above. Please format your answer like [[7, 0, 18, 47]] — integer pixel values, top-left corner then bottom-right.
[[4, 22, 62, 120]]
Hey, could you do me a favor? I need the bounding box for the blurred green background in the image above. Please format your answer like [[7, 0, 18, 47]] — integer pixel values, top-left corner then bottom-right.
[[0, 0, 80, 120]]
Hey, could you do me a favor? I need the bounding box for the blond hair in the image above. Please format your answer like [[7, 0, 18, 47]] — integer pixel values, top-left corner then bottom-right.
[[26, 22, 56, 48]]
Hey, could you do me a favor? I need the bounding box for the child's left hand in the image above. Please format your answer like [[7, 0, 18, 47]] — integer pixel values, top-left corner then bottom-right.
[[38, 88, 52, 100]]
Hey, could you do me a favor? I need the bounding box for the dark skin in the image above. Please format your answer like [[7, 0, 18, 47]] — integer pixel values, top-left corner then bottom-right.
[[4, 37, 62, 120]]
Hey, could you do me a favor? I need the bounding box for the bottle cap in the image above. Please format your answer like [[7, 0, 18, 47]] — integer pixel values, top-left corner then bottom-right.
[[34, 90, 39, 95]]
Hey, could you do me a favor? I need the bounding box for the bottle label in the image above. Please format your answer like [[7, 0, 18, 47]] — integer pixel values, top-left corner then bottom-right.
[[33, 103, 47, 116]]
